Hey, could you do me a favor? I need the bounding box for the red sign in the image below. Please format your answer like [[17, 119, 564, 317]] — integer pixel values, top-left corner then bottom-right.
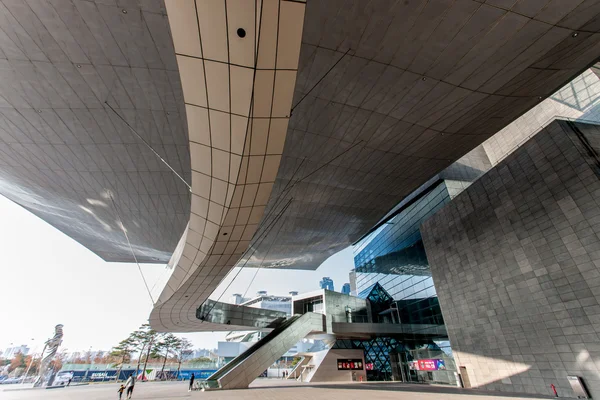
[[365, 363, 373, 371], [337, 359, 363, 370], [417, 359, 438, 371]]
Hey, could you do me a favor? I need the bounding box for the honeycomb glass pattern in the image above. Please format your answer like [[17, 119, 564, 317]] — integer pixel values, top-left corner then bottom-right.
[[332, 338, 455, 383], [358, 282, 393, 304], [333, 337, 400, 381]]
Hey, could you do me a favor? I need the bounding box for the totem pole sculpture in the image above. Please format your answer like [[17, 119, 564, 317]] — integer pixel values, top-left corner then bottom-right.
[[33, 324, 63, 387]]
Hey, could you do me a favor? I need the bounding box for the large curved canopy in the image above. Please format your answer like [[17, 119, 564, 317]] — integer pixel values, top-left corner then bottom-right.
[[149, 0, 305, 331], [0, 0, 189, 263], [2, 1, 600, 332], [244, 0, 600, 270], [151, 0, 600, 332]]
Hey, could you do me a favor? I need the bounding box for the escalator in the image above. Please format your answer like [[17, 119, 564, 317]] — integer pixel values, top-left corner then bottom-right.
[[203, 312, 324, 390]]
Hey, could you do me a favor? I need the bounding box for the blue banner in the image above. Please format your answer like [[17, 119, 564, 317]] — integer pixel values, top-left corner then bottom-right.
[[61, 368, 216, 381], [177, 370, 217, 380]]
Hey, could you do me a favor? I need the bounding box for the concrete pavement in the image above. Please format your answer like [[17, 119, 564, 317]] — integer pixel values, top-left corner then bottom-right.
[[0, 380, 563, 400]]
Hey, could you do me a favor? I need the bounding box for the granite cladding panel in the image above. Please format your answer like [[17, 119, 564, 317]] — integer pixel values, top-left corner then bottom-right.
[[482, 69, 600, 166], [421, 120, 600, 398], [323, 290, 368, 332], [308, 348, 366, 383], [0, 0, 190, 263]]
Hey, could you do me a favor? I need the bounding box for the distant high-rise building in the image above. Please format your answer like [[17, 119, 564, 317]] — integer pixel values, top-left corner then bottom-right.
[[229, 294, 246, 305], [193, 348, 217, 360], [3, 345, 29, 359], [341, 283, 351, 295], [319, 277, 334, 291], [349, 270, 357, 296], [68, 352, 82, 362], [243, 292, 292, 315]]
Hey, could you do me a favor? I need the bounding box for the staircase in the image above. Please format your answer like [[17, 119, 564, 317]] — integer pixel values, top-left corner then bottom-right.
[[203, 312, 324, 389]]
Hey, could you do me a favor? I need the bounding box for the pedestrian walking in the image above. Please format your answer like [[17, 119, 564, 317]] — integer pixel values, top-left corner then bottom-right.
[[188, 373, 195, 392], [67, 377, 72, 386], [125, 373, 135, 399], [117, 384, 125, 399], [188, 372, 196, 392]]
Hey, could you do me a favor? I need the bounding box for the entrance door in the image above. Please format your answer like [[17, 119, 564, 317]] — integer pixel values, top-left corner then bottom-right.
[[390, 352, 402, 381]]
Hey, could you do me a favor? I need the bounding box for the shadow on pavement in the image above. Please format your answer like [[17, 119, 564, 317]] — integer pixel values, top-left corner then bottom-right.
[[250, 381, 559, 399]]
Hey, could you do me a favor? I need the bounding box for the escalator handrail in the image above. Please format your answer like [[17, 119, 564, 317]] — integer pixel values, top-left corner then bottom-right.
[[206, 315, 300, 382], [205, 315, 302, 382]]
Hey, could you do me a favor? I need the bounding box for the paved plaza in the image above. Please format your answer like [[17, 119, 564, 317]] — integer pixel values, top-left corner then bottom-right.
[[0, 380, 562, 400]]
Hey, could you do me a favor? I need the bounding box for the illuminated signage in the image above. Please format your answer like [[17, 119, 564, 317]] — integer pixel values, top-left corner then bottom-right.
[[337, 359, 363, 370], [409, 359, 446, 371]]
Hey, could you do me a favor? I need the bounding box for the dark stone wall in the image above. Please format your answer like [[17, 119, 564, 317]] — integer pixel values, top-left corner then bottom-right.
[[421, 121, 600, 397]]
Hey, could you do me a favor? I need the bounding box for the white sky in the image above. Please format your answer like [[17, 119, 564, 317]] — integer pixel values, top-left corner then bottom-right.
[[0, 194, 354, 354]]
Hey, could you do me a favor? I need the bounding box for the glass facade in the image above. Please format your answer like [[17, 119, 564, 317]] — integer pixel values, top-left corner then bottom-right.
[[341, 283, 351, 295], [351, 180, 460, 384], [332, 338, 456, 383], [319, 277, 334, 291], [353, 181, 451, 305], [294, 295, 324, 315]]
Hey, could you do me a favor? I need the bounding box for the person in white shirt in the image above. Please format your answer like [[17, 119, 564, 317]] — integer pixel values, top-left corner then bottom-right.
[[124, 374, 135, 399]]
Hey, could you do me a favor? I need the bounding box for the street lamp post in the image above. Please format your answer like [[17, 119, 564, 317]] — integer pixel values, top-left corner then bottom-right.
[[22, 339, 42, 385], [83, 347, 92, 382], [91, 348, 95, 381]]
